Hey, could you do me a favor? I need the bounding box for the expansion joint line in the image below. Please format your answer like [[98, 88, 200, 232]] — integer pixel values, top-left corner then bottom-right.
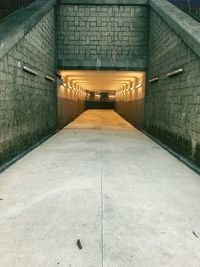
[[100, 130, 104, 267]]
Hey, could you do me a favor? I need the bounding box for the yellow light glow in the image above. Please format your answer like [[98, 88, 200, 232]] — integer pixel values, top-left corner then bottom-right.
[[60, 70, 145, 93]]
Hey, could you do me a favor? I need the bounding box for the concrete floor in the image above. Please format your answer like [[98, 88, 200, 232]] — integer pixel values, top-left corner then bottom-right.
[[0, 110, 200, 267], [66, 109, 133, 129]]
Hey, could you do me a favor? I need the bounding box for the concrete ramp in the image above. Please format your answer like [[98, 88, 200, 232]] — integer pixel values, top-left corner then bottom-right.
[[0, 110, 200, 266]]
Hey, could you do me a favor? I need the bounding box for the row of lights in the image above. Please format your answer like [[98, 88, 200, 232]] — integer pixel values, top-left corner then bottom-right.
[[89, 93, 116, 98], [149, 68, 184, 83], [22, 65, 55, 82], [115, 83, 143, 95], [61, 81, 87, 95]]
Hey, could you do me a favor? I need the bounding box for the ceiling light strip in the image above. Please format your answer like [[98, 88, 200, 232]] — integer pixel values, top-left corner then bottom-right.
[[136, 83, 143, 89]]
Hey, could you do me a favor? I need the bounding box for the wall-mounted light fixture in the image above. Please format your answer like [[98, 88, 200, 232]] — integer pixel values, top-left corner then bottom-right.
[[45, 75, 55, 82], [130, 86, 135, 91], [149, 77, 159, 83], [23, 66, 38, 76], [167, 68, 183, 77], [136, 83, 143, 89]]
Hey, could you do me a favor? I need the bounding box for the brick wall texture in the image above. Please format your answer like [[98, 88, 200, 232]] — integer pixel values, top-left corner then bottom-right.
[[56, 5, 148, 68], [0, 9, 57, 167], [145, 9, 200, 166]]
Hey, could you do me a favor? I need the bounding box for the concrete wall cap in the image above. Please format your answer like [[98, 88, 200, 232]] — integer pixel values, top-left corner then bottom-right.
[[0, 0, 56, 60], [149, 0, 200, 58], [57, 58, 147, 70]]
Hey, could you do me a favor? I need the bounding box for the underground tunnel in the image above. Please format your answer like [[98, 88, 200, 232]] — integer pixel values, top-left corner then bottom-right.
[[57, 70, 146, 129], [0, 0, 200, 266]]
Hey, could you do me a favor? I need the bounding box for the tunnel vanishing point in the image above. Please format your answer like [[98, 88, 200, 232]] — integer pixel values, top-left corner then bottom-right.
[[1, 0, 200, 266]]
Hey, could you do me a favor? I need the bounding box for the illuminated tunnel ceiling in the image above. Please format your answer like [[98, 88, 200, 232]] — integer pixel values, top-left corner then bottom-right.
[[60, 70, 145, 92]]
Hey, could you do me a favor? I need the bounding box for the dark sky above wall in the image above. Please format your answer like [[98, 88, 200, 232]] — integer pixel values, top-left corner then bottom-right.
[[168, 0, 200, 7]]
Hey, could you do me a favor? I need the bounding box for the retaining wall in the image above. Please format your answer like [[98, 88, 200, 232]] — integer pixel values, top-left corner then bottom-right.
[[145, 0, 200, 166], [0, 0, 57, 169]]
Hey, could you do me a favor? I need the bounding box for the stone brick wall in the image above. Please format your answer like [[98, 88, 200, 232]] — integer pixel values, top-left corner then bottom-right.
[[56, 4, 148, 70], [0, 8, 57, 168], [145, 8, 200, 166]]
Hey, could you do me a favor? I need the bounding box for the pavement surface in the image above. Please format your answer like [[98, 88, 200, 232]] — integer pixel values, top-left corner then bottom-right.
[[0, 110, 200, 267]]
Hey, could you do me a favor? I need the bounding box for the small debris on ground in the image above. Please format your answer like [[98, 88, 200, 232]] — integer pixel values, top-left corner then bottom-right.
[[193, 231, 199, 239], [77, 239, 82, 249], [0, 199, 3, 201]]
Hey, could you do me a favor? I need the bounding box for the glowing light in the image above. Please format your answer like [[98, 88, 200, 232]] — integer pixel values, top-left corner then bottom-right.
[[136, 83, 143, 89]]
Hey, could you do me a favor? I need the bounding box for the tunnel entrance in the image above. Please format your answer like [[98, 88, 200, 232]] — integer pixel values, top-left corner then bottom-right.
[[58, 70, 146, 129]]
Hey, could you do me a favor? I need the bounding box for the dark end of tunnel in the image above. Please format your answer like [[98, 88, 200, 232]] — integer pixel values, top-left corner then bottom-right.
[[86, 101, 115, 109]]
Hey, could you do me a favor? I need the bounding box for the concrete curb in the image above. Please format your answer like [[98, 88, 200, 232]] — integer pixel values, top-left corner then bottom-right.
[[0, 129, 59, 174], [0, 0, 56, 60], [149, 0, 200, 58], [116, 111, 200, 175], [142, 129, 200, 175]]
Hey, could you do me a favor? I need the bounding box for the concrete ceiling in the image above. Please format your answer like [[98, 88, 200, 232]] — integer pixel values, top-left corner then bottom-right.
[[60, 70, 145, 92]]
